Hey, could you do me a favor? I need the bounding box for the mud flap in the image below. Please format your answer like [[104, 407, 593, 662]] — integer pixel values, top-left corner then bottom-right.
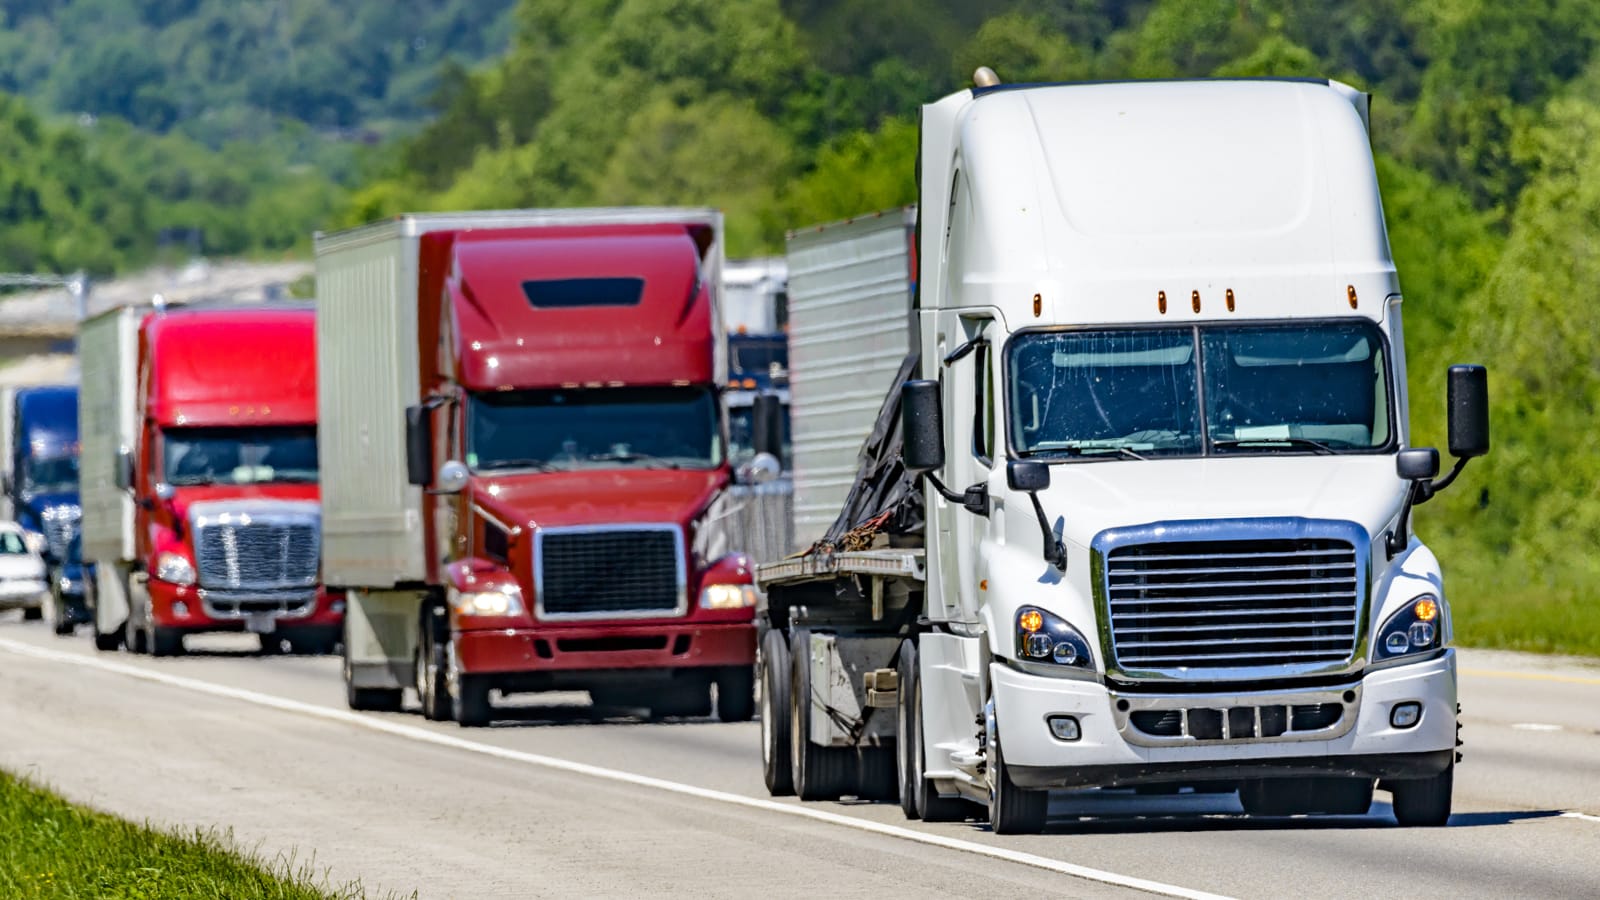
[[346, 588, 422, 689]]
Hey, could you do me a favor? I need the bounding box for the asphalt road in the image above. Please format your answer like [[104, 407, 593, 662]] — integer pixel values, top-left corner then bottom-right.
[[0, 618, 1596, 900]]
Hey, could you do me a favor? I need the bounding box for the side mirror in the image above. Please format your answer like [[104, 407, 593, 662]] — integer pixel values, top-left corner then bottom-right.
[[738, 452, 782, 485], [901, 380, 945, 474], [114, 445, 134, 492], [433, 460, 469, 494], [1396, 448, 1439, 481], [751, 393, 783, 459], [1447, 365, 1489, 459], [1007, 460, 1051, 493], [405, 404, 432, 487], [0, 473, 10, 495]]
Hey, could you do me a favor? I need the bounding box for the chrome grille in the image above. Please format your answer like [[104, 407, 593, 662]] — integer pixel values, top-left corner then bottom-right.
[[536, 526, 685, 618], [190, 501, 320, 592], [1105, 536, 1360, 672], [42, 505, 80, 559]]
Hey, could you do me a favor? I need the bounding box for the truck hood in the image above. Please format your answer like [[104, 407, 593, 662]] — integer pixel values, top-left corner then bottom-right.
[[1036, 454, 1407, 548], [167, 483, 321, 522], [471, 468, 728, 532]]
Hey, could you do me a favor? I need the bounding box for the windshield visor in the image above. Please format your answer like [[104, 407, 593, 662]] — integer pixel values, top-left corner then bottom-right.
[[468, 387, 721, 472], [1008, 322, 1392, 459], [162, 426, 319, 485]]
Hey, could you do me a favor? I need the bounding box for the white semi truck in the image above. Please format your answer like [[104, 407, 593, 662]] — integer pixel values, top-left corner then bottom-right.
[[754, 73, 1490, 833]]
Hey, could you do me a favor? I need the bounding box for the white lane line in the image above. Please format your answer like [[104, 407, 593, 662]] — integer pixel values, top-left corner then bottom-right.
[[1511, 723, 1565, 732], [1561, 812, 1600, 824], [0, 637, 1231, 900]]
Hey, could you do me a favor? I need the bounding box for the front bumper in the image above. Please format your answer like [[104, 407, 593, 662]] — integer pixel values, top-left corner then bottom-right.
[[994, 650, 1458, 789], [456, 621, 756, 677], [0, 579, 47, 608], [148, 578, 346, 632]]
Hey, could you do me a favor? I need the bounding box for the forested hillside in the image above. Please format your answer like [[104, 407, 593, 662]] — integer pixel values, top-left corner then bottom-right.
[[2, 0, 1596, 651]]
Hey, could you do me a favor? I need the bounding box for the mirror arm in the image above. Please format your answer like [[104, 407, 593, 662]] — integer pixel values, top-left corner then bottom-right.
[[1385, 479, 1426, 560], [1422, 456, 1471, 501], [1025, 490, 1067, 572], [941, 338, 985, 367], [923, 472, 989, 517]]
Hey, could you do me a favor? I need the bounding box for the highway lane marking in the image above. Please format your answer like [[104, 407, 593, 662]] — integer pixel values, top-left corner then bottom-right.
[[1561, 812, 1600, 825], [0, 638, 1232, 900], [1510, 723, 1565, 732], [1461, 668, 1600, 686]]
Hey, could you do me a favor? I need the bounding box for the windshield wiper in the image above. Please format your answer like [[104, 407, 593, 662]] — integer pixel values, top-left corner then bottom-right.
[[1211, 437, 1337, 455], [480, 458, 556, 472], [1035, 441, 1151, 461], [586, 451, 683, 469]]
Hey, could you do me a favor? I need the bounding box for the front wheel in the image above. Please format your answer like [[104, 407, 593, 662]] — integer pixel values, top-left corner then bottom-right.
[[1390, 760, 1453, 826], [148, 625, 184, 657], [986, 696, 1048, 834], [416, 621, 452, 722], [715, 665, 755, 722]]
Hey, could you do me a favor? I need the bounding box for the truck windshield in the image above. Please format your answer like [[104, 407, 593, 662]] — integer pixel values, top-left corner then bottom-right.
[[727, 400, 792, 470], [21, 455, 79, 495], [162, 426, 319, 485], [1008, 322, 1391, 459], [468, 387, 721, 471]]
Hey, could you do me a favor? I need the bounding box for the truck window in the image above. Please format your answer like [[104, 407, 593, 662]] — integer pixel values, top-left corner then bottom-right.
[[1006, 321, 1393, 460], [20, 454, 79, 495], [162, 426, 319, 485], [972, 342, 994, 465], [0, 531, 29, 554], [468, 387, 721, 471]]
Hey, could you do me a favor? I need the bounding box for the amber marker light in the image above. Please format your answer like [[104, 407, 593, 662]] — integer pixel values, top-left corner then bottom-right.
[[1347, 284, 1359, 309], [1226, 288, 1235, 312], [1019, 609, 1043, 633], [1191, 289, 1201, 313], [1413, 597, 1439, 622], [1032, 293, 1042, 317], [1158, 290, 1167, 314]]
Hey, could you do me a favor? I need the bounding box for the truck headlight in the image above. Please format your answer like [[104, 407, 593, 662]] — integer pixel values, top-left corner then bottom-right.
[[699, 583, 758, 609], [154, 551, 196, 586], [22, 531, 46, 554], [1375, 594, 1442, 662], [1015, 606, 1094, 671], [453, 587, 525, 617]]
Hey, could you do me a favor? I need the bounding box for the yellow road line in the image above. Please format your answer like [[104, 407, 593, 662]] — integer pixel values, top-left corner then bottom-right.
[[1461, 668, 1600, 686]]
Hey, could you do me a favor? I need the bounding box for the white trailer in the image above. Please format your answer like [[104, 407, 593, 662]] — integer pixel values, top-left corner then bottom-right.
[[756, 73, 1490, 833], [77, 306, 140, 650]]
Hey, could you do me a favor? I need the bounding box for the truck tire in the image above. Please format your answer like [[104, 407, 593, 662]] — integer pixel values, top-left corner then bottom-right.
[[342, 642, 403, 712], [22, 605, 43, 621], [148, 625, 183, 658], [416, 623, 452, 722], [760, 628, 794, 796], [715, 665, 755, 722], [1390, 760, 1453, 826], [93, 628, 122, 652], [856, 746, 899, 801], [124, 609, 148, 655], [986, 696, 1048, 834], [789, 628, 853, 800], [898, 640, 968, 821], [454, 674, 493, 727], [648, 676, 714, 720]]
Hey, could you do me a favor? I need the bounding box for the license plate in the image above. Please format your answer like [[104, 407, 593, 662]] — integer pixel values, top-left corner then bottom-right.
[[245, 613, 275, 634]]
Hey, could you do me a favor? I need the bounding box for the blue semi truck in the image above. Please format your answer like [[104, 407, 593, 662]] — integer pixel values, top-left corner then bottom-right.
[[1, 384, 86, 632]]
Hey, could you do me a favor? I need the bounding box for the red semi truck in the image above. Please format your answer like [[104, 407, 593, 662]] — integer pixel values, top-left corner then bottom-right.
[[315, 209, 758, 726], [78, 302, 344, 655]]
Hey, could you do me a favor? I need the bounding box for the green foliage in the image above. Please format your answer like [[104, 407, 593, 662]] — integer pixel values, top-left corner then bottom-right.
[[0, 770, 389, 899]]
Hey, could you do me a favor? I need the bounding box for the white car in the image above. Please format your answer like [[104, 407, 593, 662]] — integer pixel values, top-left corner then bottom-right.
[[0, 522, 48, 619]]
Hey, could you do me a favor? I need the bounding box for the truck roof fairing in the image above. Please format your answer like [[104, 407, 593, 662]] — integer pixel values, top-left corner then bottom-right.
[[141, 307, 318, 427], [919, 78, 1398, 326]]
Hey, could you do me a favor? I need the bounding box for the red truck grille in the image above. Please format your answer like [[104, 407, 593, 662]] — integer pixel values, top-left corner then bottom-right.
[[534, 525, 686, 619]]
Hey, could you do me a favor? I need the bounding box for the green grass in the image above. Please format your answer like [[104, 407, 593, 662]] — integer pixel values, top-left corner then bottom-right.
[[0, 771, 395, 900], [1443, 554, 1600, 658]]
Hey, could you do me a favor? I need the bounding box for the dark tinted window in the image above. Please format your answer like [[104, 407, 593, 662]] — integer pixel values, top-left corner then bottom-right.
[[523, 277, 644, 308]]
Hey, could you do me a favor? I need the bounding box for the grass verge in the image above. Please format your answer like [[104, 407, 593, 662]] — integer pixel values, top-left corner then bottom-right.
[[0, 770, 390, 899]]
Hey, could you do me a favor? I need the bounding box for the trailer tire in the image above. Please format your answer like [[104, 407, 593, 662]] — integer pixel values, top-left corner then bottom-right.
[[22, 605, 43, 621], [715, 665, 755, 722], [856, 746, 899, 802], [898, 640, 968, 821], [93, 628, 122, 652], [789, 628, 852, 800], [760, 628, 794, 796], [1390, 760, 1453, 827]]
